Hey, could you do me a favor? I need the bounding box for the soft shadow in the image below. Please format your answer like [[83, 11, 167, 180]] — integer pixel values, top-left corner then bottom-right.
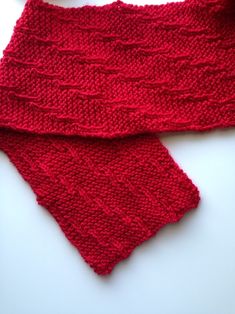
[[98, 206, 200, 283]]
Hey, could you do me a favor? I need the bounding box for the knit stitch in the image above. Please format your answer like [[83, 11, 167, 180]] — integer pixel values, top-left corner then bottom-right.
[[0, 0, 234, 275]]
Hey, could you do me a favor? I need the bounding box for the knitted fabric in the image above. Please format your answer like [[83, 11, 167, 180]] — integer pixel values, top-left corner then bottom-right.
[[0, 0, 234, 274]]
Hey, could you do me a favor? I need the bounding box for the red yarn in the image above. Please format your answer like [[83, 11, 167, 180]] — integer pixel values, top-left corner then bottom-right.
[[0, 0, 234, 274]]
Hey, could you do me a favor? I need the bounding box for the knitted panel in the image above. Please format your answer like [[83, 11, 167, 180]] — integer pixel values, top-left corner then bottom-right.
[[0, 130, 199, 274], [0, 0, 234, 137], [0, 0, 234, 275]]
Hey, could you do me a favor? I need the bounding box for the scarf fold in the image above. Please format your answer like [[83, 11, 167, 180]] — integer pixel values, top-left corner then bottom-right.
[[0, 0, 234, 274]]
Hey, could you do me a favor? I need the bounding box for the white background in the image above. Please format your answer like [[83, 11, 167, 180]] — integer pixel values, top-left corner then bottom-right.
[[1, 1, 235, 314]]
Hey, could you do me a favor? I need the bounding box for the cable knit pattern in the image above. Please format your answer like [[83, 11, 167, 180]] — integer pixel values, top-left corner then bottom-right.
[[0, 0, 234, 274]]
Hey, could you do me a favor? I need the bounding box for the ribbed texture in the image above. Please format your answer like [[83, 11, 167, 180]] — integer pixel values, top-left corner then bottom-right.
[[0, 0, 234, 274]]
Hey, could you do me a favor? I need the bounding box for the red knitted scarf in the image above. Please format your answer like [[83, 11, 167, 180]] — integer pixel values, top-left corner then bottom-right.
[[0, 0, 234, 275]]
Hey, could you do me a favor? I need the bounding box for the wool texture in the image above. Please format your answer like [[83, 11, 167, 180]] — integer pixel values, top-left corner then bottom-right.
[[0, 0, 234, 275]]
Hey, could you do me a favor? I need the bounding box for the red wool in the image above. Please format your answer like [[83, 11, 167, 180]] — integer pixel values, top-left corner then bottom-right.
[[0, 0, 234, 274]]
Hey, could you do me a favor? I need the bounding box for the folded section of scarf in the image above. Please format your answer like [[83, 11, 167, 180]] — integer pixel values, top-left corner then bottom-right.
[[0, 0, 235, 137], [0, 0, 234, 274], [0, 130, 199, 274]]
